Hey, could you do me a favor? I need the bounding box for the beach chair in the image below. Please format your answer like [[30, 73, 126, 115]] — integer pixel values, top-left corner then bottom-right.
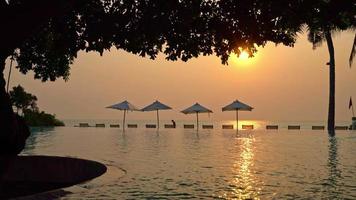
[[312, 126, 325, 130], [146, 124, 157, 128], [164, 124, 175, 128], [288, 125, 300, 130], [266, 125, 278, 130], [242, 125, 254, 130], [127, 124, 138, 128], [79, 123, 90, 127], [184, 124, 194, 129], [222, 125, 234, 129], [110, 124, 120, 128], [95, 124, 105, 128], [202, 125, 213, 129], [335, 126, 349, 130]]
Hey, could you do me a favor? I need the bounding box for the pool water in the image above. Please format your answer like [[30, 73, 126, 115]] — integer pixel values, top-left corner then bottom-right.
[[23, 127, 356, 199]]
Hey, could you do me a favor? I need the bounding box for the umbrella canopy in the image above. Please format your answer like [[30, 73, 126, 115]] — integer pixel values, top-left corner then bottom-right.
[[141, 100, 171, 111], [222, 100, 253, 131], [107, 100, 140, 111], [106, 100, 140, 131], [181, 103, 213, 130], [141, 100, 172, 129], [181, 103, 213, 114], [222, 100, 253, 111]]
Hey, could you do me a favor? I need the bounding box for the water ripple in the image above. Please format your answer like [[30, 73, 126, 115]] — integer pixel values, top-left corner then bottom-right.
[[22, 128, 356, 199]]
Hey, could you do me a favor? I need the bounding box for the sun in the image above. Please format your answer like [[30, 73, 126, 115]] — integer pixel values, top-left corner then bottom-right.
[[238, 51, 250, 60], [229, 50, 257, 66]]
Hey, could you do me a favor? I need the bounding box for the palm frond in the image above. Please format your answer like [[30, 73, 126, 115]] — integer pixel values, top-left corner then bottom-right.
[[307, 29, 325, 49], [350, 33, 356, 67]]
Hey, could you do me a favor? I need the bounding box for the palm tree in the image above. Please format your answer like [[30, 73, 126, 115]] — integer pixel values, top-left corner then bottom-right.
[[301, 1, 355, 132], [305, 27, 337, 132]]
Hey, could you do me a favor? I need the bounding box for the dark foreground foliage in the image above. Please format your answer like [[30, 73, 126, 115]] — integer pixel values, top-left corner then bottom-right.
[[9, 85, 64, 127], [23, 110, 64, 127], [0, 0, 354, 158]]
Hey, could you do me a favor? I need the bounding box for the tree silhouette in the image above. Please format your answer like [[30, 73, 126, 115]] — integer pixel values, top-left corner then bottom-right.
[[300, 0, 355, 132], [0, 1, 354, 156], [0, 0, 302, 155], [9, 85, 38, 114]]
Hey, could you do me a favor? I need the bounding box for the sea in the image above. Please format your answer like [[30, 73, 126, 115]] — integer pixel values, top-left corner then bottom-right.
[[21, 119, 356, 199]]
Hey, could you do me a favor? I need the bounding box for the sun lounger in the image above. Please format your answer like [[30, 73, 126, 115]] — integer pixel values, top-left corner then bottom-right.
[[312, 126, 325, 130], [110, 124, 120, 128], [242, 125, 254, 130], [202, 125, 213, 129], [222, 125, 234, 129], [79, 123, 90, 127], [146, 124, 157, 128], [266, 125, 278, 130], [127, 124, 138, 128], [335, 126, 349, 130], [95, 124, 105, 128], [184, 124, 194, 129], [288, 125, 300, 130], [164, 124, 175, 128]]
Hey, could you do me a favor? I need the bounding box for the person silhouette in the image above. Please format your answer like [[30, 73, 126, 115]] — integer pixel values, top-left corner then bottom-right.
[[171, 120, 176, 128]]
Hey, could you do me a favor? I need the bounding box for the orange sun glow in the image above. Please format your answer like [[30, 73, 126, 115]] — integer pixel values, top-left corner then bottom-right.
[[229, 50, 257, 66], [238, 51, 250, 60]]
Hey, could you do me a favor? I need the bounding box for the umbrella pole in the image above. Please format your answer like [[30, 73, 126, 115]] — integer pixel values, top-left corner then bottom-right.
[[123, 110, 126, 132], [157, 109, 159, 129], [196, 112, 199, 131], [236, 109, 239, 133]]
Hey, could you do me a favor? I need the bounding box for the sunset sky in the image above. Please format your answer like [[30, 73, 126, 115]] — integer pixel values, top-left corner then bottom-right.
[[5, 32, 356, 122]]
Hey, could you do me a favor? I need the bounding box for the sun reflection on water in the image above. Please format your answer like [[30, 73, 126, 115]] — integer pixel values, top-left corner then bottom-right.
[[222, 136, 261, 199], [223, 120, 263, 130]]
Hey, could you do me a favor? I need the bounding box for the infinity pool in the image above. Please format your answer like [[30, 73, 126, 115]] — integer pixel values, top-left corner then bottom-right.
[[23, 127, 356, 199]]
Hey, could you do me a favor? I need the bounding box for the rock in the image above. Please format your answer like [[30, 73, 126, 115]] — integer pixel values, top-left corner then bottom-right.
[[0, 114, 31, 188], [0, 115, 30, 156]]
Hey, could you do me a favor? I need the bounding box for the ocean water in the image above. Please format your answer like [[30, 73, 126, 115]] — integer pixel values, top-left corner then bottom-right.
[[22, 121, 356, 199]]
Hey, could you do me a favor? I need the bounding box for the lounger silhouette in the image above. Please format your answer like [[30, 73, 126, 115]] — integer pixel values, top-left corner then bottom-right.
[[222, 125, 233, 129], [242, 125, 254, 130], [127, 124, 138, 128], [146, 124, 156, 128], [184, 124, 194, 129], [95, 124, 105, 128], [266, 125, 278, 130], [202, 125, 213, 129], [335, 126, 348, 130], [164, 124, 175, 128], [288, 125, 300, 130], [312, 126, 324, 130], [79, 123, 90, 127]]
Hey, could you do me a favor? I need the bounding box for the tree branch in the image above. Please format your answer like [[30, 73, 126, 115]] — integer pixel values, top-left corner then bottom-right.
[[350, 33, 356, 67], [0, 0, 86, 57]]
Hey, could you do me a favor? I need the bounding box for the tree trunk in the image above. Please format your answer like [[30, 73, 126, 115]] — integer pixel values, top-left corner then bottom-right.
[[0, 54, 30, 192], [0, 54, 30, 156], [0, 54, 15, 150], [325, 31, 335, 135]]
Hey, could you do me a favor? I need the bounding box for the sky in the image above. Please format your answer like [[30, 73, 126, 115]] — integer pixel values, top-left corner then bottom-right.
[[4, 32, 356, 122]]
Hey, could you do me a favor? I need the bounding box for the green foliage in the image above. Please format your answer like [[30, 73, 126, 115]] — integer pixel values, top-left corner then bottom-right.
[[2, 1, 355, 82], [300, 0, 355, 49], [9, 85, 64, 127], [8, 0, 305, 82], [23, 110, 65, 127], [9, 85, 38, 113]]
